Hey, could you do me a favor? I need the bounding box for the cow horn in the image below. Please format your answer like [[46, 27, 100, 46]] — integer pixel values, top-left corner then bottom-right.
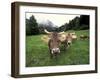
[[44, 29, 51, 34], [58, 31, 65, 34]]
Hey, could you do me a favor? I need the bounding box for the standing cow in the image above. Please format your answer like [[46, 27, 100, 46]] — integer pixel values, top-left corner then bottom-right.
[[44, 29, 63, 58], [61, 33, 73, 50]]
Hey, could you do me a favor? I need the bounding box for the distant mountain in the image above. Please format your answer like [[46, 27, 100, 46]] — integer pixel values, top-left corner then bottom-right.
[[38, 20, 58, 32]]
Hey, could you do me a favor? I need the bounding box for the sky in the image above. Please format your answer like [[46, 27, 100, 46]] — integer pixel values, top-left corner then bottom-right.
[[26, 12, 80, 27]]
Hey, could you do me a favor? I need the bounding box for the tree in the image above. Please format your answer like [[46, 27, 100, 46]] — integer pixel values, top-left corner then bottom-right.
[[60, 15, 89, 31], [26, 19, 31, 35], [79, 15, 89, 30], [73, 17, 80, 30], [26, 15, 39, 35], [58, 24, 67, 32]]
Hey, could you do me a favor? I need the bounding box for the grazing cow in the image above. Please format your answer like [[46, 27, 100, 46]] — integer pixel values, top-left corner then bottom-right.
[[80, 35, 89, 40]]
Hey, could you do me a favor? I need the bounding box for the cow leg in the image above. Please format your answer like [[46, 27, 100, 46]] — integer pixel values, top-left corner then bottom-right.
[[49, 49, 53, 59]]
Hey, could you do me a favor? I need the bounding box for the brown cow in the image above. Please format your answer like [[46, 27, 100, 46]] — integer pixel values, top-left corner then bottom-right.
[[44, 29, 62, 58], [70, 32, 77, 40], [61, 33, 73, 50], [66, 33, 73, 46]]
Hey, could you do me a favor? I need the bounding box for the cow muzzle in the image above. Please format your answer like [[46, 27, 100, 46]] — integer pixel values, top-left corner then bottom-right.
[[51, 48, 60, 54], [67, 41, 71, 46]]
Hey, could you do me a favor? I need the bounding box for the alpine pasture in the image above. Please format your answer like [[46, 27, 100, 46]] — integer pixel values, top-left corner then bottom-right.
[[26, 30, 89, 67]]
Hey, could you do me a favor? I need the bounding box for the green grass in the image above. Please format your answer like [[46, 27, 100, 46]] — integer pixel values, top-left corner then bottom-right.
[[26, 30, 89, 67]]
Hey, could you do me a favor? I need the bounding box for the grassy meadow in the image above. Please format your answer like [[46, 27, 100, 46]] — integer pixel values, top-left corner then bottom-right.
[[26, 30, 89, 67]]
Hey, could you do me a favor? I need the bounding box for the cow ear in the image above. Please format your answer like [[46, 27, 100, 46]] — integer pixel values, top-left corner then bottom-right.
[[41, 35, 50, 43]]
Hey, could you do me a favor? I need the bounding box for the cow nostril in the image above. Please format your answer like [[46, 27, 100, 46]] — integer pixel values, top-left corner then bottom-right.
[[68, 42, 71, 45]]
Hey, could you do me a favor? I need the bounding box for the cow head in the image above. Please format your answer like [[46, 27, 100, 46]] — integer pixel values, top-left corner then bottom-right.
[[70, 32, 77, 40], [44, 29, 63, 55], [66, 33, 72, 46]]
